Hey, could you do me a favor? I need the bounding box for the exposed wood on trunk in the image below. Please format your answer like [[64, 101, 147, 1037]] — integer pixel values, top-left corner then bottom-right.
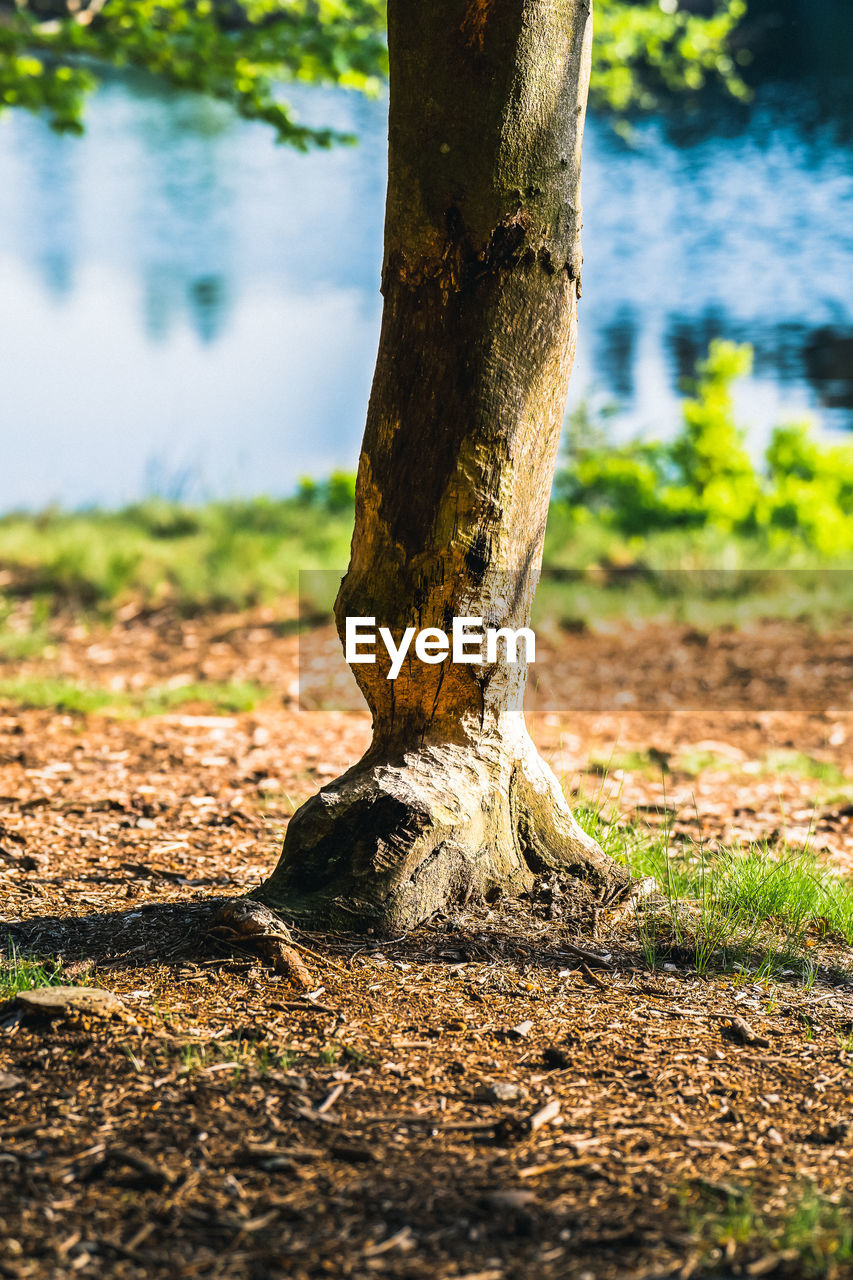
[[260, 0, 631, 930]]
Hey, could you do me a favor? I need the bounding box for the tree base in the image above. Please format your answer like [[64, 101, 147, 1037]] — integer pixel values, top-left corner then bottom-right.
[[255, 730, 631, 933]]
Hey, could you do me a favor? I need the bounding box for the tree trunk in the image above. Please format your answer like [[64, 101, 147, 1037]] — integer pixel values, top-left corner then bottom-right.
[[258, 0, 630, 931]]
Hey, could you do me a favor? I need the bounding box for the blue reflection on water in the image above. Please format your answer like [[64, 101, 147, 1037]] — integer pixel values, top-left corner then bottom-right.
[[0, 20, 851, 510]]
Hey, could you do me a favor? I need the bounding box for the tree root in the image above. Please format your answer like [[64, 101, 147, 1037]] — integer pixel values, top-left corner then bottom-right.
[[209, 899, 313, 989], [255, 730, 633, 934]]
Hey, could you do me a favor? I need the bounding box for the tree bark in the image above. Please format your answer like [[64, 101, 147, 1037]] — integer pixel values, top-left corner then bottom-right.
[[258, 0, 630, 931]]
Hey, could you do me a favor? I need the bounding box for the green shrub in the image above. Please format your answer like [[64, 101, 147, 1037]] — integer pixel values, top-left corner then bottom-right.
[[555, 340, 853, 557], [297, 471, 357, 512]]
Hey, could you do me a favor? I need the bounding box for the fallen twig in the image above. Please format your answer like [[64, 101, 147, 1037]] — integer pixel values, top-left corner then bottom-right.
[[561, 941, 612, 970]]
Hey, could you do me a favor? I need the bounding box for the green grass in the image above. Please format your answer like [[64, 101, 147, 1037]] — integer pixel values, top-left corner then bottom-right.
[[0, 677, 120, 715], [2, 345, 853, 628], [587, 748, 672, 777], [711, 845, 853, 943], [574, 797, 853, 978], [582, 746, 850, 789], [0, 492, 355, 618], [1, 492, 852, 633], [620, 833, 853, 946], [533, 555, 853, 634], [0, 940, 87, 1000], [684, 1183, 853, 1277], [762, 750, 849, 787], [0, 676, 269, 716], [672, 747, 739, 777], [0, 595, 54, 661], [0, 625, 52, 662], [124, 1029, 324, 1080], [136, 680, 267, 715]]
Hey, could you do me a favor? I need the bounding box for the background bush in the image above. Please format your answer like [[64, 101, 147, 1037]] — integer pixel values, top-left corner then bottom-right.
[[554, 340, 853, 559]]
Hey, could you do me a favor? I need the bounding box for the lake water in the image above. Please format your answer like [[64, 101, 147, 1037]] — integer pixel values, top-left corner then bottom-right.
[[1, 3, 851, 511]]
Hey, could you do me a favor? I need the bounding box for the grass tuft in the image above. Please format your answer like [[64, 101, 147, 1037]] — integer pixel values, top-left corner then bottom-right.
[[574, 794, 853, 978], [0, 493, 355, 617], [0, 677, 269, 716], [0, 678, 123, 715], [0, 939, 87, 1001], [685, 1183, 853, 1277]]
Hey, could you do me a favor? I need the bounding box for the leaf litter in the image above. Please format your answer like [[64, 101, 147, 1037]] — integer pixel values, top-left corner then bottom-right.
[[1, 609, 853, 1277]]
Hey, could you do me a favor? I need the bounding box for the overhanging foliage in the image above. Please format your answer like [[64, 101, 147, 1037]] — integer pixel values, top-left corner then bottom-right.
[[0, 0, 748, 142]]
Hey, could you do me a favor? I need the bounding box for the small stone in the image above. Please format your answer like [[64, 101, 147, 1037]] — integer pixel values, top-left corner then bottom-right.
[[477, 1080, 524, 1104], [0, 1071, 25, 1091], [16, 986, 125, 1020], [508, 1020, 533, 1040]]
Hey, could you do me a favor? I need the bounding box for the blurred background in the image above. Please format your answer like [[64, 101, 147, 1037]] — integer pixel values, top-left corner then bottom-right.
[[2, 0, 851, 513], [2, 1, 853, 1013]]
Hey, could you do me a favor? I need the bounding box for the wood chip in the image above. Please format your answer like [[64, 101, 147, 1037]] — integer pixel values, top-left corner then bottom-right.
[[725, 1016, 771, 1047], [529, 1098, 561, 1132], [315, 1083, 345, 1115], [476, 1080, 524, 1104], [580, 964, 608, 990], [105, 1147, 174, 1189], [508, 1020, 533, 1039], [482, 1189, 537, 1209], [15, 987, 126, 1020], [561, 941, 612, 970], [363, 1226, 414, 1257]]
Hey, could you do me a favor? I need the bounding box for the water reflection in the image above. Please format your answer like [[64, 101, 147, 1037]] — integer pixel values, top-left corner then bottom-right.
[[593, 311, 639, 402], [0, 6, 851, 509], [577, 71, 853, 441], [25, 128, 78, 300], [142, 270, 230, 345], [803, 329, 853, 410]]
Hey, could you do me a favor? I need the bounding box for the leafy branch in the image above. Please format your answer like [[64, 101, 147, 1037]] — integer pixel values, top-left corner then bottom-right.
[[0, 0, 749, 144]]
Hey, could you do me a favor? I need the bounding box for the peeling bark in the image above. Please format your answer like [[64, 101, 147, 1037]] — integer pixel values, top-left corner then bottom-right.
[[258, 0, 631, 931]]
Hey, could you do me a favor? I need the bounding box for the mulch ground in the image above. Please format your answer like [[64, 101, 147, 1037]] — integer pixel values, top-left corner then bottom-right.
[[2, 609, 853, 1279]]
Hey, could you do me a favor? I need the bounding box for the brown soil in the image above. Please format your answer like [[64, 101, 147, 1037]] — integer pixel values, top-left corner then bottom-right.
[[2, 611, 853, 1280]]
